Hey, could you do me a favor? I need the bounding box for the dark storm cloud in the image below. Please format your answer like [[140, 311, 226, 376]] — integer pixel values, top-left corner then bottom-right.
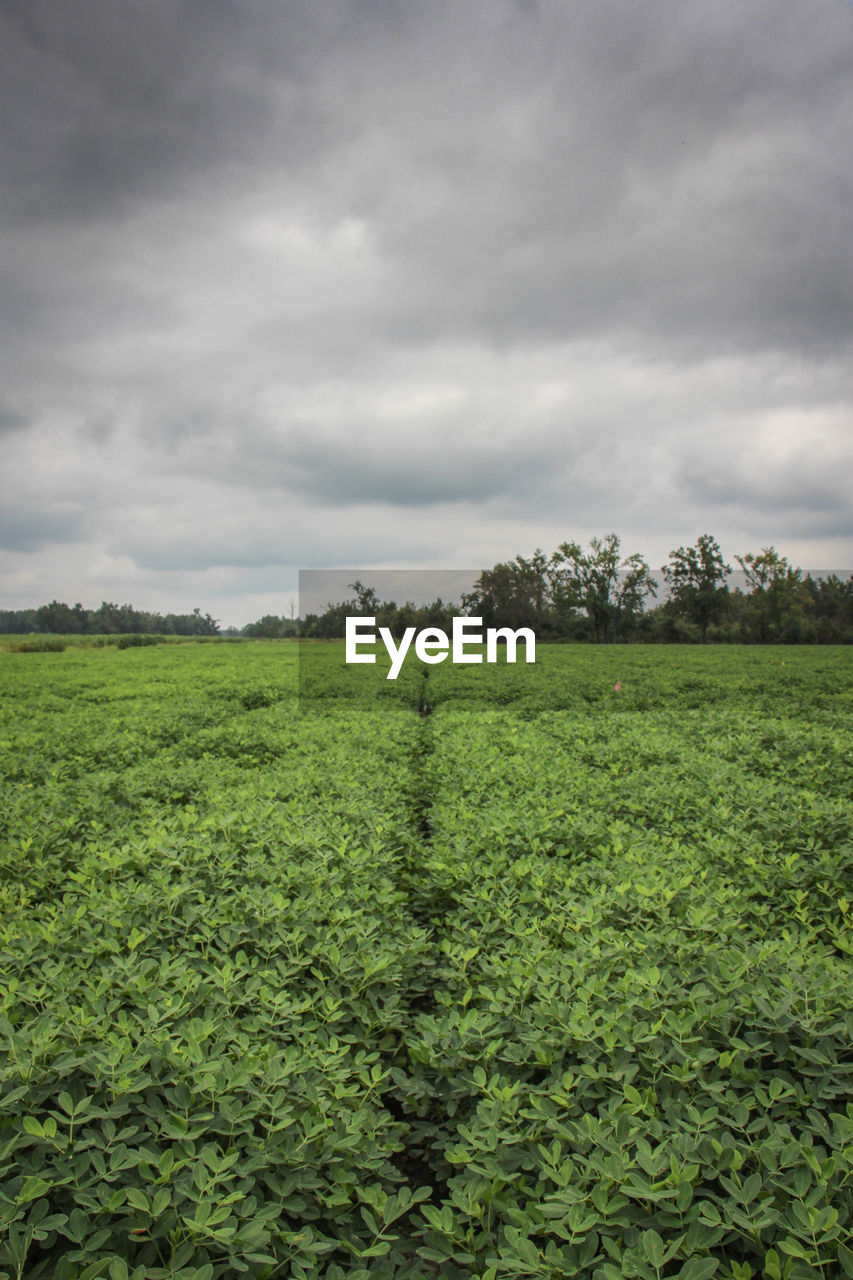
[[113, 512, 435, 575], [222, 428, 555, 507], [325, 0, 853, 360], [684, 467, 853, 539], [3, 0, 851, 358], [1, 0, 851, 620], [0, 402, 29, 435], [0, 0, 328, 223], [365, 2, 853, 359], [0, 504, 87, 553], [281, 454, 527, 508]]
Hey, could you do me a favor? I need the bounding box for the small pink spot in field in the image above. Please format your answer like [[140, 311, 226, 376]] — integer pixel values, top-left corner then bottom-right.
[[614, 681, 622, 692]]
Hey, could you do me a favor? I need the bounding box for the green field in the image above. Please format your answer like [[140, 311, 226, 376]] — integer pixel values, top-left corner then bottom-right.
[[0, 643, 851, 1280]]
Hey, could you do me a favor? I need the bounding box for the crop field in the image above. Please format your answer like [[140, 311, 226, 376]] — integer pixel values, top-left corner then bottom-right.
[[0, 642, 851, 1280]]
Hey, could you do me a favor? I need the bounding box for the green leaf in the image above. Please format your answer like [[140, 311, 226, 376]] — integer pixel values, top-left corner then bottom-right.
[[18, 1176, 50, 1202], [779, 1237, 811, 1261], [643, 1229, 665, 1269], [78, 1262, 110, 1280], [125, 1187, 150, 1213], [676, 1260, 719, 1280], [763, 1251, 782, 1280], [356, 1241, 391, 1259], [151, 1188, 171, 1218], [676, 1182, 693, 1211]]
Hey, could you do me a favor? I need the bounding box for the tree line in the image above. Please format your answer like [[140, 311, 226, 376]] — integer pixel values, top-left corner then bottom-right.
[[286, 535, 851, 644], [0, 600, 220, 636], [3, 536, 850, 643], [462, 534, 851, 644]]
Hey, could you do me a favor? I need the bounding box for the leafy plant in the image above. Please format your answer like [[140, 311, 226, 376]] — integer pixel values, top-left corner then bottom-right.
[[0, 642, 850, 1276]]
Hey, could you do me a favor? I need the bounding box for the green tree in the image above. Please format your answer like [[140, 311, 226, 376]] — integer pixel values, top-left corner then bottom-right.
[[662, 534, 731, 643], [244, 614, 288, 639], [463, 551, 552, 632], [735, 547, 802, 641], [551, 534, 657, 643], [0, 608, 39, 634], [801, 573, 853, 643], [35, 600, 86, 634], [348, 581, 380, 613]]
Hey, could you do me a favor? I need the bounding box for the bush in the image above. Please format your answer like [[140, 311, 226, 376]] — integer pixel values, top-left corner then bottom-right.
[[116, 634, 165, 649], [10, 637, 66, 653]]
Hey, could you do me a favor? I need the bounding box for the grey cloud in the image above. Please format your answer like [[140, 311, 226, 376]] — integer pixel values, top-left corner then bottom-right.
[[682, 466, 853, 539], [0, 402, 30, 435], [112, 521, 434, 575], [346, 2, 853, 358], [0, 1, 329, 224], [237, 433, 554, 507], [117, 543, 294, 575], [0, 505, 87, 552], [1, 0, 852, 619], [2, 0, 851, 358]]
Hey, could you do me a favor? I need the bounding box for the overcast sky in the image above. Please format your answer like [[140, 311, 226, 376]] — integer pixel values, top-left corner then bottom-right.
[[2, 0, 851, 627]]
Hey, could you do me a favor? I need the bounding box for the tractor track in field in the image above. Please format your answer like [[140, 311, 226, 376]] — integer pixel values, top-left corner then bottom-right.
[[382, 669, 458, 1213]]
